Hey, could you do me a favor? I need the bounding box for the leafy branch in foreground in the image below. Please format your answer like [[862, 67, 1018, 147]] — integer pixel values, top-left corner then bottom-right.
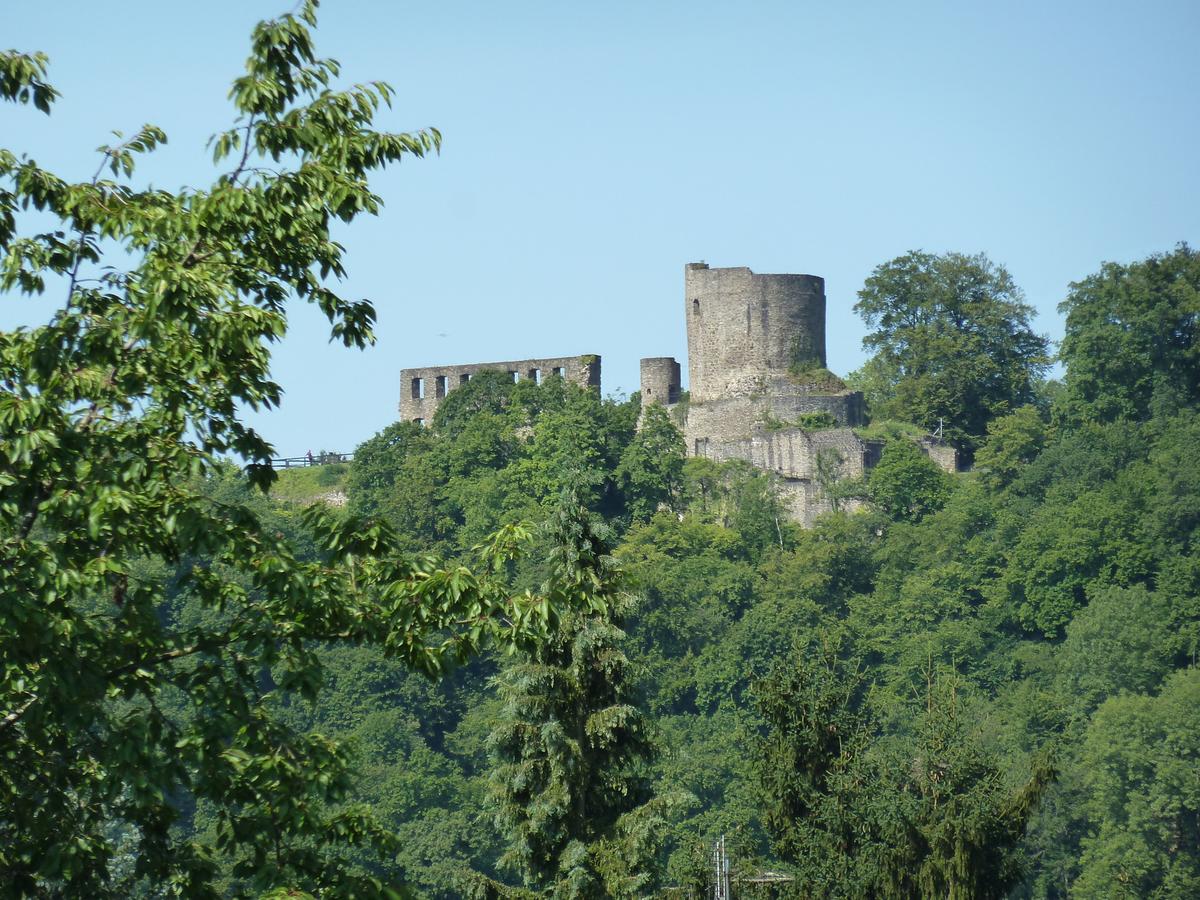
[[0, 3, 564, 896]]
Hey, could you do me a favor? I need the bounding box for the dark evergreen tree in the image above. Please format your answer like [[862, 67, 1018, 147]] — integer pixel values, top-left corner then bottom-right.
[[482, 502, 671, 898], [756, 641, 1055, 899]]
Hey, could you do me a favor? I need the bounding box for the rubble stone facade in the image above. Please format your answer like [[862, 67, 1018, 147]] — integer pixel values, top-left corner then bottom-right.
[[399, 354, 600, 425]]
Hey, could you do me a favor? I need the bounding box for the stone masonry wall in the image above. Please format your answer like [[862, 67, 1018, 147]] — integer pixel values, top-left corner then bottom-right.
[[692, 425, 872, 480], [399, 354, 601, 424], [919, 438, 959, 473], [639, 356, 682, 405], [685, 263, 826, 404], [690, 424, 878, 525]]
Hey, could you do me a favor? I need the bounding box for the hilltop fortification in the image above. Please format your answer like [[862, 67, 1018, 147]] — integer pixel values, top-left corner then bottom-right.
[[399, 262, 953, 524], [641, 263, 952, 524]]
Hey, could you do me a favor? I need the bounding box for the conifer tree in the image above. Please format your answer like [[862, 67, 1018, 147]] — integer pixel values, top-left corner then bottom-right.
[[755, 642, 1055, 899], [481, 501, 674, 898]]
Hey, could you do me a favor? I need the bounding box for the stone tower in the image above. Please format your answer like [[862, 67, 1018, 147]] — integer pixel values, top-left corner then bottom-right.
[[639, 356, 681, 406], [640, 262, 895, 525], [684, 262, 826, 403]]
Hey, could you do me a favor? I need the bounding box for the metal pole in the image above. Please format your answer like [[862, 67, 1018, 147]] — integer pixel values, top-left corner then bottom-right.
[[714, 835, 730, 900]]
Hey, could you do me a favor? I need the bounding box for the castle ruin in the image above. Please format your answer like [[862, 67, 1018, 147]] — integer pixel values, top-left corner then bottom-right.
[[641, 263, 890, 524], [398, 262, 954, 524], [399, 354, 601, 425]]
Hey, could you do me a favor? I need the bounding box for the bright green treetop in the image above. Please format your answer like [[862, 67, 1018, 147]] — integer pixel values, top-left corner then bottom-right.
[[1058, 243, 1200, 426], [852, 251, 1050, 452]]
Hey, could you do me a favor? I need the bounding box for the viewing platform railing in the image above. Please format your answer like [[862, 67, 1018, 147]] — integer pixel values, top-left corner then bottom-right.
[[268, 452, 353, 469]]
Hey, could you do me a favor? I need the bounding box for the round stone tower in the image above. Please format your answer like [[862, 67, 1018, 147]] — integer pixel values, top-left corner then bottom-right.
[[639, 356, 681, 406], [684, 262, 826, 404]]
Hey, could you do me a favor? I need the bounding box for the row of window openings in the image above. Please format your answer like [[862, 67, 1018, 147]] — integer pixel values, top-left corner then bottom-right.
[[410, 367, 566, 400]]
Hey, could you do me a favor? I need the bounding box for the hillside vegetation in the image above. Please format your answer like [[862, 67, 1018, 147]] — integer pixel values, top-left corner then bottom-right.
[[2, 2, 1197, 891], [172, 242, 1194, 897]]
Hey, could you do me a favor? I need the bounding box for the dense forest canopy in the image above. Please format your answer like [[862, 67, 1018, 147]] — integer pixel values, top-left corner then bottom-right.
[[3, 2, 1200, 897]]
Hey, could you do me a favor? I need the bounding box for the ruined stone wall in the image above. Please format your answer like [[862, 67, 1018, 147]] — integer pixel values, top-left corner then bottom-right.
[[639, 356, 681, 406], [691, 425, 872, 482], [766, 387, 866, 426], [689, 424, 878, 526], [919, 438, 959, 473], [399, 354, 600, 424], [684, 263, 826, 404], [682, 387, 865, 460]]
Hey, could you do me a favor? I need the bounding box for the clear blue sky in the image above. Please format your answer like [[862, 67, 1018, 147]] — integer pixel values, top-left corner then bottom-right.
[[6, 0, 1198, 455]]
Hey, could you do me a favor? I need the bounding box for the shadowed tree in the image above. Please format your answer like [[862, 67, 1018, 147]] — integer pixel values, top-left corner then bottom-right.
[[756, 641, 1055, 899], [480, 501, 679, 899]]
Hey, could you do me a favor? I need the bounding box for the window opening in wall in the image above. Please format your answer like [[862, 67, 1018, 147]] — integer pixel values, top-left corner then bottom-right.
[[413, 418, 424, 427], [692, 298, 700, 314], [460, 373, 471, 384], [410, 377, 424, 399], [508, 370, 518, 383], [553, 366, 565, 378], [435, 375, 448, 398], [529, 368, 541, 384]]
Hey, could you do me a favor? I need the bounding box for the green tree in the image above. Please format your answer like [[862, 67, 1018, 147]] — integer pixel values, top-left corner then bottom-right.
[[972, 405, 1048, 490], [483, 504, 670, 898], [616, 404, 686, 523], [344, 419, 456, 552], [433, 370, 521, 437], [1075, 668, 1200, 897], [1054, 585, 1176, 720], [756, 647, 1054, 899], [754, 635, 869, 895], [0, 6, 558, 894], [873, 682, 1055, 900], [853, 251, 1050, 451], [1058, 244, 1200, 425], [867, 440, 951, 522]]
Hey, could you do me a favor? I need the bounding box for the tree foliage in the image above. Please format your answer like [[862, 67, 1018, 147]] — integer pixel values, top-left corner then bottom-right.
[[1076, 668, 1200, 897], [483, 503, 669, 898], [867, 439, 951, 522], [852, 251, 1050, 451], [616, 404, 686, 523], [756, 645, 1055, 899], [1058, 243, 1200, 425], [4, 22, 1196, 893], [0, 5, 563, 895]]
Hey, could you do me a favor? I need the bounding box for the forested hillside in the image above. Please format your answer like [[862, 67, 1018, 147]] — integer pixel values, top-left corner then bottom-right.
[[2, 2, 1197, 893], [225, 245, 1196, 897]]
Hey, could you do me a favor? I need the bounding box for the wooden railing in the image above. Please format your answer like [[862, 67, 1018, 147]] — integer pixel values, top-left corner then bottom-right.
[[269, 451, 353, 469]]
